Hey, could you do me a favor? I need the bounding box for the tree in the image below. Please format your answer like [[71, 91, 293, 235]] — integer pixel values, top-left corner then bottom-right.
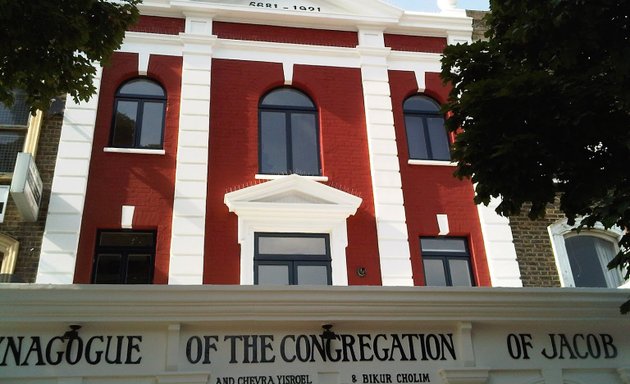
[[0, 0, 140, 113], [441, 0, 630, 312]]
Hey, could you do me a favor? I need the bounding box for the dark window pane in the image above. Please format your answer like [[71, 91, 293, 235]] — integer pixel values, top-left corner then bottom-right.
[[258, 236, 327, 255], [261, 89, 314, 108], [0, 131, 26, 172], [421, 238, 467, 253], [297, 265, 328, 285], [112, 101, 138, 147], [291, 113, 319, 175], [0, 91, 30, 126], [94, 254, 122, 284], [565, 236, 614, 288], [126, 254, 152, 284], [405, 115, 428, 160], [258, 264, 290, 285], [139, 101, 165, 149], [423, 259, 447, 286], [260, 111, 287, 174], [449, 259, 473, 286], [99, 232, 154, 247], [119, 79, 165, 97], [427, 117, 450, 160], [403, 96, 440, 112]]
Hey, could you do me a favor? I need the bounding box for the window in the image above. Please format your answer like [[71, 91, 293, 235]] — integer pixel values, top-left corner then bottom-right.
[[548, 221, 625, 288], [259, 88, 321, 176], [564, 235, 622, 288], [403, 95, 450, 161], [92, 230, 156, 284], [254, 233, 331, 285], [111, 78, 166, 149], [0, 91, 31, 173], [0, 233, 20, 282], [421, 237, 474, 286]]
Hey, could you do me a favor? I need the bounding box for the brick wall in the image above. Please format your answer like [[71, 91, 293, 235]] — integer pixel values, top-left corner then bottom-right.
[[467, 10, 489, 41], [213, 21, 358, 47], [509, 203, 563, 287], [0, 109, 63, 282]]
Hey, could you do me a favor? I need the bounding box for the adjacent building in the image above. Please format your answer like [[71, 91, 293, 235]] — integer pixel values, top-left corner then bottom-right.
[[0, 1, 628, 383]]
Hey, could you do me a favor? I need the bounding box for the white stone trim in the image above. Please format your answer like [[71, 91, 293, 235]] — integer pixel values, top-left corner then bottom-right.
[[103, 147, 166, 155], [476, 198, 522, 287], [1, 285, 627, 322], [121, 205, 135, 229], [548, 219, 626, 288], [168, 20, 214, 285], [37, 66, 103, 284], [255, 174, 328, 182], [0, 233, 19, 276], [439, 368, 489, 384], [408, 159, 457, 167], [224, 175, 362, 286], [358, 29, 413, 286], [283, 61, 294, 85]]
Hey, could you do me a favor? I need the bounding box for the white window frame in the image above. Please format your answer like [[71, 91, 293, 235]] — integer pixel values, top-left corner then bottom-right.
[[548, 219, 628, 288], [0, 233, 20, 277], [224, 174, 362, 286]]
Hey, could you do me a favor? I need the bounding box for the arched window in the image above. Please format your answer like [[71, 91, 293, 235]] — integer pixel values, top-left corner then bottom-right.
[[403, 95, 450, 161], [111, 78, 166, 149], [0, 233, 19, 282], [549, 220, 626, 288], [259, 88, 320, 176]]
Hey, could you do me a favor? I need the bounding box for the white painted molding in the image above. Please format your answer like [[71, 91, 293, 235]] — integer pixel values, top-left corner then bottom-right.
[[359, 44, 413, 286], [476, 197, 522, 287], [255, 174, 329, 182], [37, 66, 103, 284], [168, 27, 214, 285], [408, 159, 457, 167], [548, 219, 625, 288], [156, 373, 211, 384], [104, 147, 166, 155], [618, 367, 630, 384], [0, 233, 19, 275], [1, 286, 627, 323], [437, 214, 449, 236], [121, 205, 135, 229], [224, 175, 362, 286], [439, 368, 489, 384], [457, 322, 475, 367], [138, 51, 151, 75], [166, 324, 181, 372], [283, 61, 294, 85], [414, 69, 426, 92]]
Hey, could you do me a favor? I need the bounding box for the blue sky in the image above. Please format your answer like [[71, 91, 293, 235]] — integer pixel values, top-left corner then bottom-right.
[[385, 0, 489, 12]]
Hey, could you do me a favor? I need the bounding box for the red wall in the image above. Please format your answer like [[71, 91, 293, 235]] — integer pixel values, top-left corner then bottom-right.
[[384, 34, 447, 54], [74, 52, 182, 284], [129, 15, 185, 35], [205, 59, 381, 285], [389, 70, 492, 287], [213, 21, 358, 47]]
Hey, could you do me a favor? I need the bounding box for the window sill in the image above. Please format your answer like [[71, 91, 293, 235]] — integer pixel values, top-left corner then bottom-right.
[[255, 174, 329, 182], [104, 147, 165, 155], [408, 159, 457, 167]]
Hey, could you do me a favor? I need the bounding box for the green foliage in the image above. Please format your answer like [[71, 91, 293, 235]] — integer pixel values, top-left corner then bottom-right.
[[0, 0, 140, 113], [441, 0, 630, 312]]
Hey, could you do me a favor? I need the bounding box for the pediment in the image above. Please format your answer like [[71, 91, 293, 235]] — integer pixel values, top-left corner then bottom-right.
[[224, 174, 362, 214], [187, 0, 403, 19]]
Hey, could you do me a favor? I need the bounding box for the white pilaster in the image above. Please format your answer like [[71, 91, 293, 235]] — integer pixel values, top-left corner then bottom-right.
[[477, 198, 522, 287], [168, 18, 215, 285], [37, 67, 103, 284], [358, 28, 413, 286]]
